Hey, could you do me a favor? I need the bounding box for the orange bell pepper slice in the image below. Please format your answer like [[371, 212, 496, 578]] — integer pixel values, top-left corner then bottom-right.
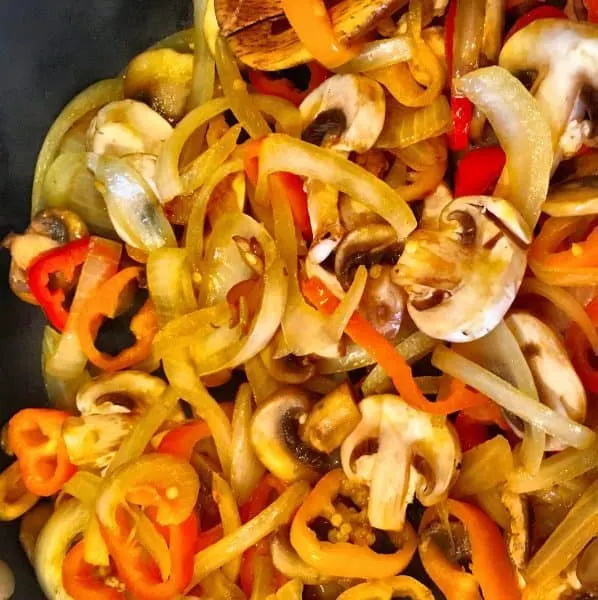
[[419, 500, 521, 600], [63, 541, 125, 600], [530, 217, 598, 272], [76, 267, 159, 372], [102, 510, 198, 600], [280, 0, 359, 68], [8, 409, 76, 496], [0, 461, 39, 520], [243, 139, 312, 241], [290, 470, 417, 579], [302, 277, 489, 415], [567, 294, 598, 393]]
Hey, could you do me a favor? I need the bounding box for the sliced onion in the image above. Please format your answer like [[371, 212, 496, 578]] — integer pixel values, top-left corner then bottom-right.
[[258, 134, 416, 240], [326, 265, 368, 342], [43, 152, 115, 235], [47, 237, 122, 380], [457, 66, 553, 230], [460, 320, 545, 474], [146, 247, 198, 327], [106, 387, 180, 473], [212, 473, 242, 581], [520, 277, 598, 354], [156, 97, 229, 202], [245, 355, 281, 405], [189, 0, 215, 109], [360, 331, 437, 396], [254, 95, 302, 138], [61, 471, 101, 504], [32, 78, 124, 216], [376, 95, 451, 150], [432, 345, 596, 450], [190, 213, 287, 374], [163, 351, 233, 477], [271, 184, 338, 359], [230, 383, 265, 505], [42, 326, 90, 412], [34, 499, 89, 600], [508, 441, 598, 494], [93, 155, 176, 251], [181, 125, 241, 195], [339, 36, 413, 73], [189, 482, 310, 586], [526, 480, 598, 585], [452, 435, 514, 498], [186, 159, 244, 272], [452, 0, 485, 82], [215, 36, 270, 139]]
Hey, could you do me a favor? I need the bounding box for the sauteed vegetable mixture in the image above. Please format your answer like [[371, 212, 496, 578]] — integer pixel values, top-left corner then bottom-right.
[[4, 0, 598, 598]]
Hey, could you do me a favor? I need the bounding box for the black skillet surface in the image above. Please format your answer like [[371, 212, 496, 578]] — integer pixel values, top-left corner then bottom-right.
[[0, 2, 442, 597]]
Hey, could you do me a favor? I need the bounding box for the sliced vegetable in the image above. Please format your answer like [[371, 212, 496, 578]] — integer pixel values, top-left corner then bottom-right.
[[249, 63, 329, 107], [8, 409, 76, 496], [27, 237, 91, 331], [419, 499, 521, 600], [0, 462, 39, 521], [46, 237, 122, 380], [566, 294, 598, 393], [454, 146, 506, 197], [189, 0, 215, 109], [76, 267, 159, 372], [505, 6, 568, 40], [457, 66, 553, 230], [280, 0, 358, 68], [290, 470, 417, 579]]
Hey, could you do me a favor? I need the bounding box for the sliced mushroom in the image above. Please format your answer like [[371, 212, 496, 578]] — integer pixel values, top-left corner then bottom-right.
[[3, 209, 88, 304], [334, 223, 402, 290], [76, 371, 184, 421], [261, 332, 316, 385], [360, 265, 407, 341], [124, 48, 193, 123], [251, 387, 340, 483], [303, 383, 361, 454], [506, 312, 587, 451], [341, 395, 460, 531], [393, 196, 528, 342], [87, 99, 173, 158], [63, 414, 136, 471], [306, 180, 344, 265], [499, 19, 598, 167], [300, 75, 386, 153], [215, 0, 405, 71], [419, 183, 453, 230]]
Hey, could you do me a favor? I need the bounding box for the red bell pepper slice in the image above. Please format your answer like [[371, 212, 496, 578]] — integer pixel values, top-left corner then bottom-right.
[[567, 295, 598, 393], [102, 511, 198, 600], [8, 408, 76, 496], [454, 413, 490, 452], [585, 0, 598, 22], [243, 139, 312, 241], [248, 62, 329, 107], [239, 475, 286, 596], [506, 6, 568, 41], [454, 145, 506, 197], [158, 420, 212, 462], [445, 0, 473, 151], [27, 237, 91, 331], [63, 541, 125, 600]]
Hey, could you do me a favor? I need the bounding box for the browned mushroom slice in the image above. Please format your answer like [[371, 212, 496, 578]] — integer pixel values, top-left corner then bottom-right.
[[215, 0, 407, 71], [124, 49, 194, 124]]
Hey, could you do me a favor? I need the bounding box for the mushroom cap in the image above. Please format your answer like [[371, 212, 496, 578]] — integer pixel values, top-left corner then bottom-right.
[[394, 195, 528, 342], [300, 74, 386, 153], [506, 311, 587, 451]]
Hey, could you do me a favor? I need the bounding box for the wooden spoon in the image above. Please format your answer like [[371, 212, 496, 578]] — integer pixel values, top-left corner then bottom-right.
[[215, 0, 407, 71]]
